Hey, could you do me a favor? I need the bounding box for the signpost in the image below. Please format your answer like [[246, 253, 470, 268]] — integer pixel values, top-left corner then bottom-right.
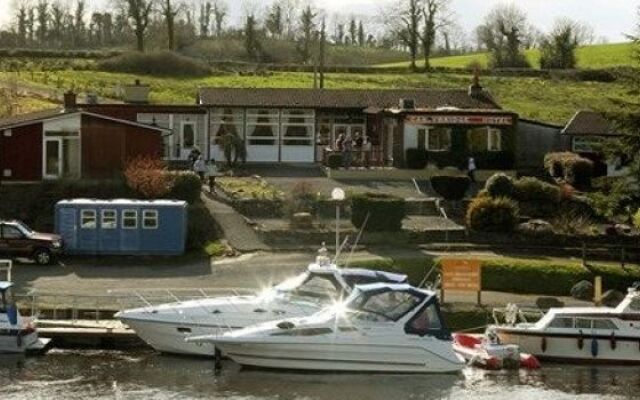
[[441, 259, 482, 305]]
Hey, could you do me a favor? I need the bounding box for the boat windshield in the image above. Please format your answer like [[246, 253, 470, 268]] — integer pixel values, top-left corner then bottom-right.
[[274, 272, 341, 301], [347, 289, 423, 322]]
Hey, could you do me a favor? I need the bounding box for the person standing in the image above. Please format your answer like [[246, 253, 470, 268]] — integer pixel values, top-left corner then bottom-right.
[[206, 158, 218, 193], [193, 155, 207, 182], [467, 156, 477, 183], [343, 133, 353, 169], [362, 135, 372, 168], [335, 133, 345, 152]]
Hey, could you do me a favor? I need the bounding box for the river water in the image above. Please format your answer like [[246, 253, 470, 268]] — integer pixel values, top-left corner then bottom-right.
[[1, 350, 639, 400]]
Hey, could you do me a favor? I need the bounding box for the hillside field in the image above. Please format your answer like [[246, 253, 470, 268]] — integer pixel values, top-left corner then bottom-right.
[[0, 68, 635, 125], [377, 42, 636, 70]]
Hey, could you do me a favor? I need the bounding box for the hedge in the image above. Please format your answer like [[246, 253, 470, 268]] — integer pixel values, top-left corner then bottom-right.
[[430, 175, 471, 201], [351, 192, 406, 232], [326, 153, 343, 169], [168, 172, 202, 204], [349, 257, 640, 296]]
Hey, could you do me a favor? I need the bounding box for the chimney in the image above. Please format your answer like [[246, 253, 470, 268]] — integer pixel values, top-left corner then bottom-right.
[[63, 90, 77, 111], [468, 66, 485, 99], [123, 79, 150, 104]]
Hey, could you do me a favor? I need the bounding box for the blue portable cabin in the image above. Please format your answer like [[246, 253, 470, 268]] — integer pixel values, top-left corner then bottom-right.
[[55, 199, 188, 256]]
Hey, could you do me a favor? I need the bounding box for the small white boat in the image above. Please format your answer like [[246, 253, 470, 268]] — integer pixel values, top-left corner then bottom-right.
[[0, 281, 51, 355], [188, 283, 466, 374], [116, 254, 408, 357], [492, 285, 640, 364], [452, 332, 540, 370]]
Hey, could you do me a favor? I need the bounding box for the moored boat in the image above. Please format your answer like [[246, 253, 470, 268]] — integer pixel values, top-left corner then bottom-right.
[[0, 281, 51, 355], [491, 285, 640, 364], [187, 283, 466, 374], [452, 332, 540, 370]]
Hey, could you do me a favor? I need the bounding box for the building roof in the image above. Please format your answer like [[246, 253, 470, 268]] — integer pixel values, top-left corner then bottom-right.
[[197, 87, 501, 110], [562, 111, 621, 137], [0, 109, 172, 133]]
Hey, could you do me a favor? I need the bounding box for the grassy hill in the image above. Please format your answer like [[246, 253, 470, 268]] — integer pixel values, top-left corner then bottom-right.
[[0, 67, 635, 124], [377, 42, 636, 69]]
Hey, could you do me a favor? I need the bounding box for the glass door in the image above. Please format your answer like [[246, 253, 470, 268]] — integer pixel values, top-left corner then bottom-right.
[[44, 138, 62, 179]]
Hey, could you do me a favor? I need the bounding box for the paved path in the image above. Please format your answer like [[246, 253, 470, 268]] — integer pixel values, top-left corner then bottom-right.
[[201, 193, 269, 252]]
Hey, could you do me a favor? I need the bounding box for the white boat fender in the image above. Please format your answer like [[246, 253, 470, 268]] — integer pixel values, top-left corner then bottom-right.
[[541, 337, 547, 353], [16, 332, 22, 348], [591, 338, 598, 357]]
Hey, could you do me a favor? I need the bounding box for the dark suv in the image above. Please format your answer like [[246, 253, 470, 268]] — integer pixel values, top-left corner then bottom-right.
[[0, 221, 63, 265]]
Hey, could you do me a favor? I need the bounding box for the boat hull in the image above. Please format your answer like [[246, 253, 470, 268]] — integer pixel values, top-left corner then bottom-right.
[[215, 340, 465, 374], [0, 331, 39, 354], [496, 329, 640, 364]]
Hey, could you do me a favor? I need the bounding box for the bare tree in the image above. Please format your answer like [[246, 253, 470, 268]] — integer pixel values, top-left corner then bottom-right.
[[477, 3, 531, 68], [297, 5, 316, 63], [419, 0, 452, 70], [198, 1, 212, 37], [13, 0, 29, 46], [160, 0, 182, 49], [212, 0, 227, 37], [73, 0, 86, 47], [36, 0, 48, 45], [122, 0, 155, 51], [319, 16, 326, 88], [385, 0, 422, 71]]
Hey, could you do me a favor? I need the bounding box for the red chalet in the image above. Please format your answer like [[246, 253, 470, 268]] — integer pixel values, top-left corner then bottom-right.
[[0, 93, 169, 181]]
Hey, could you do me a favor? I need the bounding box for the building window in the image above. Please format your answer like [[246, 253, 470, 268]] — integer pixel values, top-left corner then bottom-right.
[[142, 210, 159, 229], [417, 129, 427, 150], [426, 128, 451, 151], [572, 136, 602, 153], [246, 109, 279, 146], [467, 127, 502, 152], [122, 210, 138, 229], [488, 128, 502, 151], [282, 109, 314, 146], [101, 210, 117, 229], [181, 121, 196, 148], [81, 210, 97, 229]]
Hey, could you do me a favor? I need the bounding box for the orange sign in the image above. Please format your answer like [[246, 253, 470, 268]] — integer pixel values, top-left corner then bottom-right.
[[441, 259, 481, 291]]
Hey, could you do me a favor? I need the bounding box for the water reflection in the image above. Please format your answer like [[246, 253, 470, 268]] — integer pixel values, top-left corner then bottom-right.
[[1, 350, 639, 400]]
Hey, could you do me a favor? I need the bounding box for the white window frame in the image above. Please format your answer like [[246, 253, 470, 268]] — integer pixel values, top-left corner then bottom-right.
[[246, 108, 280, 147], [487, 127, 502, 152], [80, 210, 97, 230], [142, 210, 159, 230], [122, 209, 138, 230], [281, 109, 315, 147], [180, 120, 197, 149], [426, 127, 452, 152], [101, 209, 117, 229]]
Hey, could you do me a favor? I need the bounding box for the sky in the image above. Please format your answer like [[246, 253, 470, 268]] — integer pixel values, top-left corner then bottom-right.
[[0, 0, 636, 42]]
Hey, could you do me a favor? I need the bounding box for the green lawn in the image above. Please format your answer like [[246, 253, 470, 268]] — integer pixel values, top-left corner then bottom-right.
[[378, 42, 636, 70], [3, 68, 633, 124]]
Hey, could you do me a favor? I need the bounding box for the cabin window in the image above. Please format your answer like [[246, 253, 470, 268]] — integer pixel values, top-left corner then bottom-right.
[[576, 318, 592, 329], [122, 210, 138, 229], [548, 317, 574, 328], [593, 319, 618, 330], [426, 128, 452, 151], [353, 290, 422, 321], [101, 210, 117, 229], [80, 210, 97, 229], [142, 210, 159, 229]]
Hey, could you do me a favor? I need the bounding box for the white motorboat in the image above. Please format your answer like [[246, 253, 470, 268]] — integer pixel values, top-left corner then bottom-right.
[[0, 281, 50, 354], [187, 283, 465, 373], [116, 257, 407, 357], [491, 285, 640, 364]]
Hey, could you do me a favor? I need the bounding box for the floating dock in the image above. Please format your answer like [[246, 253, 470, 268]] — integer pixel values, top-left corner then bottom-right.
[[37, 320, 147, 349]]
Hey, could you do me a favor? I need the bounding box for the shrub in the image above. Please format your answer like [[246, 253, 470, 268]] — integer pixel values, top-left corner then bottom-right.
[[551, 212, 596, 236], [430, 175, 471, 201], [485, 173, 516, 198], [326, 153, 343, 169], [406, 148, 427, 169], [466, 196, 519, 232], [589, 177, 640, 222], [514, 177, 561, 203], [186, 203, 219, 250], [634, 210, 640, 230], [97, 51, 211, 77], [351, 192, 406, 232], [285, 181, 318, 217], [544, 152, 594, 187], [168, 172, 202, 204], [124, 157, 171, 198]]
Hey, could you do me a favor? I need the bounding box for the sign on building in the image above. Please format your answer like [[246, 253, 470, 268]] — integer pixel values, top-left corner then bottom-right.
[[406, 115, 514, 126]]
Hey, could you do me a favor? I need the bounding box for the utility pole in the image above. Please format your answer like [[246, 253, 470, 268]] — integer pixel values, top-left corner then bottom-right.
[[319, 17, 326, 89]]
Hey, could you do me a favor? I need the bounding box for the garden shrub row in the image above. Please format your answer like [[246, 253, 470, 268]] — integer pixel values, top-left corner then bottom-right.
[[351, 192, 406, 232], [349, 257, 640, 296], [544, 152, 594, 188]]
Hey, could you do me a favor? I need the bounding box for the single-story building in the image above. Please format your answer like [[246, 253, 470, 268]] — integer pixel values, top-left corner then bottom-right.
[[562, 110, 626, 177], [0, 93, 169, 181], [515, 119, 566, 171]]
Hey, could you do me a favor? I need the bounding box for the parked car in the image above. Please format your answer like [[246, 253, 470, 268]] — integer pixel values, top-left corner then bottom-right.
[[0, 220, 63, 265]]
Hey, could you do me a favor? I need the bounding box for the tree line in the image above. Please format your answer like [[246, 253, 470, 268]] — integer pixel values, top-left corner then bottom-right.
[[0, 0, 606, 70]]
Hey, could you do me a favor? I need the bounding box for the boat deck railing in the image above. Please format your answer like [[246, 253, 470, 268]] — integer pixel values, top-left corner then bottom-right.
[[15, 287, 257, 322], [492, 305, 546, 326]]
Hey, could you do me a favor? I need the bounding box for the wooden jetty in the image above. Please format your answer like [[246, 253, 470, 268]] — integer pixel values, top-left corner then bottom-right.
[[36, 320, 147, 349]]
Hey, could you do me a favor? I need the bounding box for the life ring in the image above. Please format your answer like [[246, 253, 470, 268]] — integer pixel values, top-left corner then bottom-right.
[[578, 331, 584, 350], [610, 332, 617, 350], [541, 337, 547, 353]]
